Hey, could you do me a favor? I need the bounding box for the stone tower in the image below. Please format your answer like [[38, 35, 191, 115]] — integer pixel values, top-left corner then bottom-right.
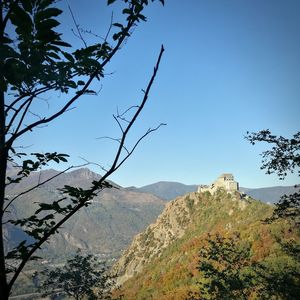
[[198, 173, 239, 194]]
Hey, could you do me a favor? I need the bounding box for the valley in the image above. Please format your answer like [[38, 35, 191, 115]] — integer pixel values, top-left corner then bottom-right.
[[4, 167, 299, 298]]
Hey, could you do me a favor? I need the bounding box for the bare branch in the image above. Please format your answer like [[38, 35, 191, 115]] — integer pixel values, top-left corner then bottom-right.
[[78, 157, 109, 173], [68, 5, 87, 48], [113, 114, 124, 133], [7, 45, 164, 291], [115, 123, 166, 172], [104, 12, 114, 42], [2, 163, 89, 215], [5, 96, 34, 135], [5, 86, 53, 115], [5, 14, 136, 150], [13, 98, 34, 136], [103, 45, 165, 179], [117, 105, 139, 118]]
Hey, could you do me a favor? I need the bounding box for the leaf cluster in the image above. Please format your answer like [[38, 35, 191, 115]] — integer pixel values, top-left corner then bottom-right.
[[191, 232, 300, 300], [245, 130, 300, 179], [1, 0, 165, 296], [246, 130, 300, 227], [37, 252, 115, 299], [193, 233, 253, 300]]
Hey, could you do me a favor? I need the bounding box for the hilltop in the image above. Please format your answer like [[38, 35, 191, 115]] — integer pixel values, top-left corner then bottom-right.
[[128, 180, 298, 204], [113, 190, 300, 299]]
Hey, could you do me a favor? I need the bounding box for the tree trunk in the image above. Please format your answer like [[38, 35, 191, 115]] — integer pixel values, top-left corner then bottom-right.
[[0, 72, 9, 300], [0, 1, 9, 298]]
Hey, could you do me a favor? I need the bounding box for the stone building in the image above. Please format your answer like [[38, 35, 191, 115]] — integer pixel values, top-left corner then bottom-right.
[[198, 173, 239, 194]]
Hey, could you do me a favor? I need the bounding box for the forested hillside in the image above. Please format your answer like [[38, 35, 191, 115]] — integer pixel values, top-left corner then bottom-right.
[[114, 190, 299, 299]]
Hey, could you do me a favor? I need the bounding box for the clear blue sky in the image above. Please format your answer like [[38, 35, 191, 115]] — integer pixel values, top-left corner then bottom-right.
[[21, 0, 300, 188]]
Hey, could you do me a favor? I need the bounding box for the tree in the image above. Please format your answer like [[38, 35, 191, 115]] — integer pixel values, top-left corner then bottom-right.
[[190, 232, 300, 300], [0, 0, 165, 298], [189, 233, 254, 300], [37, 251, 115, 300], [190, 130, 300, 299], [245, 130, 300, 226]]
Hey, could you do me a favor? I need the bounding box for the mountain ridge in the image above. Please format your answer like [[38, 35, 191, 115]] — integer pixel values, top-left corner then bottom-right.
[[113, 189, 299, 299], [128, 179, 298, 204], [4, 167, 165, 261]]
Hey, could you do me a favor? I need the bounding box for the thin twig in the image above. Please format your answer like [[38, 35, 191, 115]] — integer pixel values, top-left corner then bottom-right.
[[2, 163, 89, 215], [7, 39, 164, 294], [68, 5, 87, 48], [6, 13, 136, 150]]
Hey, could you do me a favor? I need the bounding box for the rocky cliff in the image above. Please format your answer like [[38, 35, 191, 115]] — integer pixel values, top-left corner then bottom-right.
[[113, 189, 253, 285]]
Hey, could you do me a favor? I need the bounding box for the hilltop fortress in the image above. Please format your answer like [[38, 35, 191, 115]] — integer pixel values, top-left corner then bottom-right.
[[198, 173, 239, 194]]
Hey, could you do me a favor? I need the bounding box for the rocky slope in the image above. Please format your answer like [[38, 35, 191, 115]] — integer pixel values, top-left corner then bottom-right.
[[113, 190, 299, 299], [113, 192, 200, 284]]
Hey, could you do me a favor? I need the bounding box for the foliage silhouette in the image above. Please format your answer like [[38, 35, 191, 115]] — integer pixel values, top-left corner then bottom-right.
[[190, 232, 300, 300], [188, 233, 253, 300], [37, 251, 116, 300], [190, 130, 300, 299], [0, 0, 165, 298], [245, 130, 299, 226]]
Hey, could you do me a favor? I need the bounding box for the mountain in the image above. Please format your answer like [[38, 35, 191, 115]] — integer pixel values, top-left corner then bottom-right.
[[127, 180, 297, 204], [241, 185, 299, 204], [5, 165, 297, 262], [4, 168, 165, 261], [113, 190, 299, 299], [127, 182, 198, 200]]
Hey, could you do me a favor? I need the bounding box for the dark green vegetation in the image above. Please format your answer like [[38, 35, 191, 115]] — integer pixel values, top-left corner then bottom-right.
[[190, 233, 299, 299], [115, 191, 300, 299], [246, 130, 300, 226], [0, 0, 164, 298], [37, 252, 115, 300]]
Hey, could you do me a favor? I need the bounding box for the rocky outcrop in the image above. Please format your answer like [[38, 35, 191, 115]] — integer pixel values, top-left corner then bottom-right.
[[113, 192, 204, 285]]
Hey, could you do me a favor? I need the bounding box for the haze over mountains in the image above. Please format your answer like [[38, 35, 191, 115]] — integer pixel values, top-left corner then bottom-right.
[[132, 180, 298, 204], [5, 168, 165, 260], [4, 166, 298, 262]]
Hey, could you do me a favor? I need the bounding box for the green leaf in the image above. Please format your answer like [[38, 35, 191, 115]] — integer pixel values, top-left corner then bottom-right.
[[47, 52, 60, 59], [77, 80, 85, 86], [36, 19, 60, 31], [107, 0, 117, 5], [20, 0, 33, 12], [10, 4, 33, 33], [62, 51, 74, 63], [37, 0, 56, 10], [58, 156, 68, 162], [113, 32, 121, 41], [35, 7, 62, 22], [113, 22, 124, 29], [122, 8, 131, 15], [51, 40, 71, 47], [66, 81, 77, 88]]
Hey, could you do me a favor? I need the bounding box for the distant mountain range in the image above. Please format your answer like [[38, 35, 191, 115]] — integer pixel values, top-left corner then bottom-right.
[[4, 166, 298, 262], [130, 181, 298, 204], [127, 182, 198, 201], [4, 168, 165, 261], [240, 185, 299, 204]]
